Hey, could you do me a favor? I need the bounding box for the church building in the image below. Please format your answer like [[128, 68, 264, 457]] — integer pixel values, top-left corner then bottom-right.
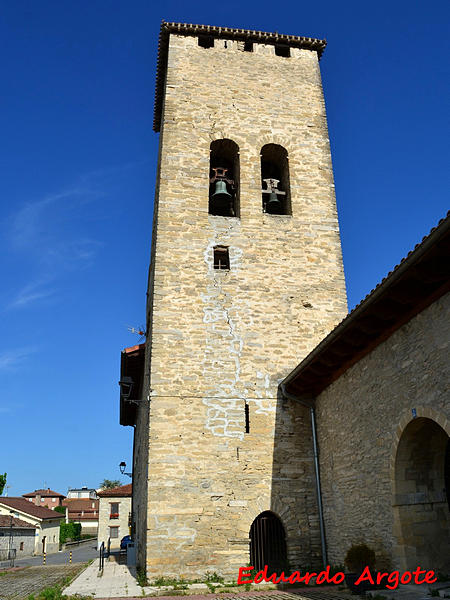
[[119, 21, 450, 579]]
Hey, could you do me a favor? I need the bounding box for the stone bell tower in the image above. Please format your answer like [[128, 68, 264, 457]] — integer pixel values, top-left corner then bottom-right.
[[130, 21, 348, 579]]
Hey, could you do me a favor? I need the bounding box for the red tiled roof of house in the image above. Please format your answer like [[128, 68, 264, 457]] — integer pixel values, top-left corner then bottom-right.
[[67, 513, 99, 520], [63, 499, 99, 511], [23, 488, 65, 498], [97, 483, 132, 497], [0, 515, 35, 529], [62, 498, 99, 522], [63, 498, 99, 521], [0, 497, 64, 521]]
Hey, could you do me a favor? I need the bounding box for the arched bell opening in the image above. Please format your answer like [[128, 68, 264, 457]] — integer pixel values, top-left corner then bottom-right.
[[394, 417, 450, 572], [260, 144, 291, 215], [209, 139, 239, 217], [249, 511, 288, 573]]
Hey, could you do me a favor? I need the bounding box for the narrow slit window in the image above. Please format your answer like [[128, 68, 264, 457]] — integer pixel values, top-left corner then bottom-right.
[[275, 44, 290, 57], [198, 35, 214, 49], [244, 41, 253, 52], [213, 246, 230, 270], [245, 402, 250, 434]]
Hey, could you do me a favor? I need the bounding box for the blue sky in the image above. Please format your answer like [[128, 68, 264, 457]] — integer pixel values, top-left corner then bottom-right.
[[0, 1, 448, 497]]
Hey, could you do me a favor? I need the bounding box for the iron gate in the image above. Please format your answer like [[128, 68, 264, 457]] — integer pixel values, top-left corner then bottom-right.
[[249, 511, 287, 573]]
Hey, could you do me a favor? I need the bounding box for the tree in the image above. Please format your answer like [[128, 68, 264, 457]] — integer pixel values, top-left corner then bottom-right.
[[100, 479, 121, 489], [0, 473, 6, 495], [54, 505, 66, 514]]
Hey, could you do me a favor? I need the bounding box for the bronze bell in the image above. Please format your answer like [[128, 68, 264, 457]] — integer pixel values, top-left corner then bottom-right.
[[212, 180, 232, 201], [266, 190, 282, 214], [210, 180, 232, 215]]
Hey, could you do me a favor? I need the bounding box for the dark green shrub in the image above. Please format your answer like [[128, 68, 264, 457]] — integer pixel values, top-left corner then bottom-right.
[[344, 544, 376, 573], [60, 522, 82, 544]]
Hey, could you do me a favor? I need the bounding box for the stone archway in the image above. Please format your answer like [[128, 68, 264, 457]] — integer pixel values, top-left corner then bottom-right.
[[394, 417, 450, 572], [249, 511, 288, 573]]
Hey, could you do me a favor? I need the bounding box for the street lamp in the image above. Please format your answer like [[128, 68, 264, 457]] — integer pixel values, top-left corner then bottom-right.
[[118, 377, 133, 400], [119, 461, 132, 478], [8, 511, 14, 566]]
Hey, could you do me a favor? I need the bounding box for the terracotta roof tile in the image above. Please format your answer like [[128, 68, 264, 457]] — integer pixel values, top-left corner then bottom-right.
[[62, 499, 99, 511], [97, 484, 132, 497], [0, 515, 35, 529], [23, 488, 65, 498], [0, 497, 64, 521]]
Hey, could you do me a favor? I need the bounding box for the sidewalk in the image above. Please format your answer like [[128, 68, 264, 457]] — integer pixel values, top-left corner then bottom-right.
[[63, 559, 143, 598]]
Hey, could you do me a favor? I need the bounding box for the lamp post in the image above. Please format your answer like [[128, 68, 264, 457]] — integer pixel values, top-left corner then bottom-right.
[[119, 461, 132, 478], [8, 512, 14, 566]]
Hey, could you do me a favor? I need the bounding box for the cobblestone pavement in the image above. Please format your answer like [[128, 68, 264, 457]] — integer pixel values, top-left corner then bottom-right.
[[0, 564, 84, 599], [100, 589, 355, 600], [99, 585, 450, 600]]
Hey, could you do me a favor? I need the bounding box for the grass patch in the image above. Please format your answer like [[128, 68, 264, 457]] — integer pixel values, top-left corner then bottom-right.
[[152, 577, 189, 590], [26, 587, 93, 600], [137, 567, 149, 587]]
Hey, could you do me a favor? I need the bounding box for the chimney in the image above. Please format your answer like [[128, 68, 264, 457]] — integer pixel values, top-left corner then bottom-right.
[[35, 494, 41, 505]]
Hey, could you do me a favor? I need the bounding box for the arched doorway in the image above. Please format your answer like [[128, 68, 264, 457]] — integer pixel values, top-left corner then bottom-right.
[[394, 417, 450, 572], [249, 511, 288, 573]]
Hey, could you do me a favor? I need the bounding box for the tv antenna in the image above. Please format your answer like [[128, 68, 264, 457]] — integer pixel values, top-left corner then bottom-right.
[[127, 325, 146, 343]]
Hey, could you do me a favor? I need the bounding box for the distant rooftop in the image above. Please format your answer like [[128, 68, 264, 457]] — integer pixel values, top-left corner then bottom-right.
[[98, 483, 132, 498], [23, 488, 65, 498], [0, 497, 64, 521], [0, 515, 35, 529], [153, 21, 327, 132]]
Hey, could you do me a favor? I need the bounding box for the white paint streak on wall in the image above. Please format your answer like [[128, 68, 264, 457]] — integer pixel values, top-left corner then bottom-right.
[[200, 218, 275, 438]]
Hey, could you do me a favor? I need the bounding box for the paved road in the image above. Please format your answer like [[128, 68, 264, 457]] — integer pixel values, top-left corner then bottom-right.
[[0, 542, 98, 568]]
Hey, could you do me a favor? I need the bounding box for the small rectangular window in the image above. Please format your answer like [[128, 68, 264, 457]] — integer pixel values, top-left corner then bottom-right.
[[20, 542, 24, 551], [110, 502, 119, 519], [245, 402, 250, 434], [275, 45, 290, 57], [244, 41, 253, 52], [109, 526, 119, 539], [213, 246, 230, 270], [198, 35, 214, 49]]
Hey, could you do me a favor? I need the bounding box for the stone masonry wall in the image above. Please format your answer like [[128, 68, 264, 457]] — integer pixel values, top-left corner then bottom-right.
[[316, 293, 450, 573], [0, 530, 35, 558], [143, 33, 348, 579]]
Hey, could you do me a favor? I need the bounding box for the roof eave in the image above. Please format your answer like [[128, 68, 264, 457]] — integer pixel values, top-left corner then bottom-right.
[[281, 212, 450, 396]]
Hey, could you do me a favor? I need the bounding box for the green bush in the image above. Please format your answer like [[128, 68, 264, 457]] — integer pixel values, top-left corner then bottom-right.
[[53, 506, 66, 515], [344, 544, 376, 573], [60, 522, 82, 544]]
